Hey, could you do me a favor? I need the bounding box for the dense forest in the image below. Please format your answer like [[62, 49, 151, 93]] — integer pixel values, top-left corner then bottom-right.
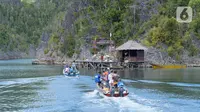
[[0, 0, 70, 52], [0, 0, 200, 62]]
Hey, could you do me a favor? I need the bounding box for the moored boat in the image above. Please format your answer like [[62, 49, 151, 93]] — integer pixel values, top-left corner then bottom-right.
[[151, 63, 186, 69]]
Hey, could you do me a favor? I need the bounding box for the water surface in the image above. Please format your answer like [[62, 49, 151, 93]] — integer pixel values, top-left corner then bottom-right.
[[0, 59, 200, 112]]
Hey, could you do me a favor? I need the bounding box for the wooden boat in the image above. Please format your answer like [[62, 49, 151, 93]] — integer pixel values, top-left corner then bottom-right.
[[63, 69, 80, 77], [151, 63, 186, 69], [97, 81, 129, 97]]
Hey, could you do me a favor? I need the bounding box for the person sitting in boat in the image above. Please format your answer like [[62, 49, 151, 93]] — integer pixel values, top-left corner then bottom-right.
[[64, 64, 67, 68], [110, 71, 121, 89], [117, 80, 124, 88], [102, 70, 109, 81], [63, 65, 69, 73], [112, 71, 120, 83], [69, 67, 74, 74], [95, 71, 101, 86], [117, 79, 125, 96], [65, 66, 69, 73], [113, 79, 118, 88]]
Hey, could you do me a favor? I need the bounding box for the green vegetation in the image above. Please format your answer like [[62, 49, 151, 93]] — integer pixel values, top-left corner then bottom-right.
[[60, 33, 76, 57], [70, 0, 200, 59], [0, 0, 70, 52], [1, 0, 200, 59], [141, 0, 200, 59]]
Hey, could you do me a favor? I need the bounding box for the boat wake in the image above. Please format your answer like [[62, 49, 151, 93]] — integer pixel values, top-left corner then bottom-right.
[[123, 79, 200, 88], [81, 89, 161, 112], [0, 77, 54, 88], [114, 96, 159, 112], [167, 82, 200, 88], [64, 75, 80, 79], [83, 89, 100, 99]]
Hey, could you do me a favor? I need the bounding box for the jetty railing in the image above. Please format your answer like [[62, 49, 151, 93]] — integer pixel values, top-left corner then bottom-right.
[[75, 60, 149, 70]]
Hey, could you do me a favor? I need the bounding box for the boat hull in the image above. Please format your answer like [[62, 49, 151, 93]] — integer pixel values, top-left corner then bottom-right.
[[97, 84, 129, 97], [63, 69, 79, 77], [151, 64, 186, 69], [103, 92, 129, 97]]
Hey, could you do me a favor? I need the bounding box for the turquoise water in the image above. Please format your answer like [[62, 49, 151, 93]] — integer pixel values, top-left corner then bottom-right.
[[0, 59, 200, 112]]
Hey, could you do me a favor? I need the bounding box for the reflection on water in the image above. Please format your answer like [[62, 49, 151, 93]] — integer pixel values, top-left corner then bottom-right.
[[80, 68, 200, 83], [0, 59, 62, 79], [118, 69, 144, 79], [141, 68, 200, 83]]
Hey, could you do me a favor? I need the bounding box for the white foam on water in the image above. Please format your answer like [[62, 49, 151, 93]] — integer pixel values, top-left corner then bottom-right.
[[182, 87, 200, 92], [167, 82, 200, 88], [0, 80, 18, 86], [111, 96, 161, 112], [0, 79, 37, 86], [136, 80, 200, 88], [122, 79, 138, 83], [64, 75, 80, 79], [98, 91, 107, 98], [130, 92, 168, 111], [0, 77, 50, 87], [138, 80, 164, 84], [82, 89, 162, 112], [83, 89, 99, 99]]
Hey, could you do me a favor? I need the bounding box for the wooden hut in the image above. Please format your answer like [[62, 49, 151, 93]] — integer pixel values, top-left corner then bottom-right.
[[92, 38, 115, 53], [116, 40, 147, 63]]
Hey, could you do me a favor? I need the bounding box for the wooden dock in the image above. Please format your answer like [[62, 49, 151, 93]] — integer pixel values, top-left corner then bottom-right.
[[31, 59, 200, 68], [75, 60, 148, 70]]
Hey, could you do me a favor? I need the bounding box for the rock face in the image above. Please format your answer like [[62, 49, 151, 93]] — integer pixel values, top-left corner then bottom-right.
[[145, 47, 200, 66], [35, 32, 72, 65], [0, 45, 37, 60], [29, 44, 36, 58], [78, 45, 92, 60], [0, 51, 28, 60], [145, 47, 176, 64], [180, 51, 200, 65], [36, 32, 49, 59]]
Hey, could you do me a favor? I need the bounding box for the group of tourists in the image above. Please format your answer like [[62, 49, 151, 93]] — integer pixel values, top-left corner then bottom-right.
[[95, 68, 124, 91], [63, 61, 79, 76]]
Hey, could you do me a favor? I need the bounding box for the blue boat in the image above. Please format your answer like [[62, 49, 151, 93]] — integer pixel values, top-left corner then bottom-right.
[[63, 69, 80, 77]]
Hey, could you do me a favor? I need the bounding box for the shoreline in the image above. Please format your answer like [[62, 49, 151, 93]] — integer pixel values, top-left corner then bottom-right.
[[31, 59, 200, 68], [0, 57, 27, 60], [2, 58, 200, 68]]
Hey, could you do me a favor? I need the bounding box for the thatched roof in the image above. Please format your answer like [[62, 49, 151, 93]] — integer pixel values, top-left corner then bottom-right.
[[116, 40, 147, 51]]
